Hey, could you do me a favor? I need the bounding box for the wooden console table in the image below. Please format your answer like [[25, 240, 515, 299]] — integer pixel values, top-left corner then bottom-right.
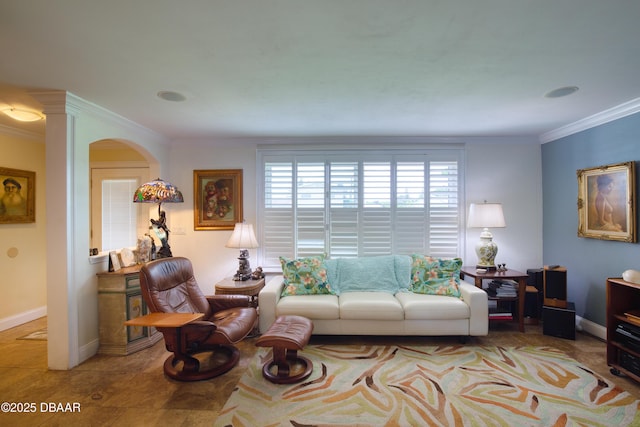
[[97, 264, 162, 355], [460, 267, 528, 332]]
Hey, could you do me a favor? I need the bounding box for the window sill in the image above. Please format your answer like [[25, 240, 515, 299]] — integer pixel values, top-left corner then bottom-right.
[[89, 253, 108, 264]]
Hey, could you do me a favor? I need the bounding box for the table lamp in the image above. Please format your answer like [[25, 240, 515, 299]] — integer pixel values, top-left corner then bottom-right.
[[133, 178, 184, 258], [225, 222, 259, 281], [468, 202, 506, 270]]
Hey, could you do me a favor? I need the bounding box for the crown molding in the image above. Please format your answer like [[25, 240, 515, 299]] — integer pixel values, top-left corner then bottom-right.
[[30, 90, 168, 145], [540, 97, 640, 143], [0, 123, 44, 142]]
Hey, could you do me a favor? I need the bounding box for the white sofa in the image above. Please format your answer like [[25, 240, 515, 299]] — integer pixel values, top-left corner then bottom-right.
[[258, 255, 488, 338]]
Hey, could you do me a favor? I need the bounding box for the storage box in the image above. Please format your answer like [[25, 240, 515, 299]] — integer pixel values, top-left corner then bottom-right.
[[542, 302, 575, 340]]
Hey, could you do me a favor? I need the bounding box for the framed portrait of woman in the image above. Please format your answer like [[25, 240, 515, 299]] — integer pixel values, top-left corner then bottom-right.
[[577, 161, 635, 242], [193, 169, 243, 230], [0, 167, 35, 224]]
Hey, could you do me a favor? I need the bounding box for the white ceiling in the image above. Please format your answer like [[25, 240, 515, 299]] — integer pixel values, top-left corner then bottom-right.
[[1, 0, 639, 142]]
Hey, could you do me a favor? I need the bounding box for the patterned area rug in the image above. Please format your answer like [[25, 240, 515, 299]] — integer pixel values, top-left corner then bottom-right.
[[216, 345, 640, 426]]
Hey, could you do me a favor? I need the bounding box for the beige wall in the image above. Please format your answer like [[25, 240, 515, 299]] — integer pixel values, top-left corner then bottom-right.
[[89, 139, 147, 162], [0, 132, 47, 330]]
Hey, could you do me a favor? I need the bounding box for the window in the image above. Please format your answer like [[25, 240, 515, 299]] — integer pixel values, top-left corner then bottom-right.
[[258, 148, 463, 268], [91, 168, 149, 252]]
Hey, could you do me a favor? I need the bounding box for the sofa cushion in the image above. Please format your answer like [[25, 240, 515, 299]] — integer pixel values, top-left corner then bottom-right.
[[396, 292, 470, 320], [339, 292, 404, 320], [336, 255, 401, 294], [409, 255, 462, 298], [394, 254, 413, 291], [324, 258, 339, 291], [280, 255, 334, 296], [277, 294, 340, 320]]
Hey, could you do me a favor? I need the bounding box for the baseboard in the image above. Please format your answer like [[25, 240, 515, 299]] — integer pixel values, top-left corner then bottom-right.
[[0, 306, 47, 332], [79, 338, 100, 365], [576, 315, 606, 341]]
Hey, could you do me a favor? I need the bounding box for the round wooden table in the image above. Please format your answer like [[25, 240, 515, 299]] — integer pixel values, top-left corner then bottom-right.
[[215, 277, 265, 305], [215, 277, 265, 336]]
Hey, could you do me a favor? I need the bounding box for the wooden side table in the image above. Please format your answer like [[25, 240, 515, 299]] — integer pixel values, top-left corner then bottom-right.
[[215, 277, 265, 305], [215, 277, 265, 336], [460, 267, 528, 332]]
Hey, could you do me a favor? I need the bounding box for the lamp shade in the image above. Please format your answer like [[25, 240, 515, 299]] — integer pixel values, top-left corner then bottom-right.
[[133, 178, 184, 204], [225, 223, 259, 249], [467, 203, 506, 228]]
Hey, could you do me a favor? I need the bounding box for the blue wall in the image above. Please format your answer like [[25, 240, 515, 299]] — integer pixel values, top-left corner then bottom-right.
[[542, 112, 640, 326]]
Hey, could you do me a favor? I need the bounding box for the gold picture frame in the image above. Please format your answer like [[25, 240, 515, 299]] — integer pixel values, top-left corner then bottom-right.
[[193, 169, 243, 230], [577, 161, 635, 242], [0, 167, 35, 224]]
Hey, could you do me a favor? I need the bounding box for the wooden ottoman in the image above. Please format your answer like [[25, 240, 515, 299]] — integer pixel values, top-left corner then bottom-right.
[[255, 315, 314, 384]]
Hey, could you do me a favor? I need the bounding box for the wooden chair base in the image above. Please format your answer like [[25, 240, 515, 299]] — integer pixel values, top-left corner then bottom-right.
[[262, 347, 313, 384], [163, 344, 239, 381]]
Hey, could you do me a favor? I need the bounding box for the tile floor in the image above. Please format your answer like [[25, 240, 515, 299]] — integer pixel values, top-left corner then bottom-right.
[[0, 317, 639, 426]]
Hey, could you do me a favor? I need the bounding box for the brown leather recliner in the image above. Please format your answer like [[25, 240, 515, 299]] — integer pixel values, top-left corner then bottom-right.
[[139, 257, 257, 381]]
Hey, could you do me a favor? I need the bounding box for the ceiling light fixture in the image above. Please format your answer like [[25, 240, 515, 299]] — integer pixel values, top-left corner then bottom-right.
[[544, 86, 579, 99], [157, 91, 187, 102], [1, 107, 44, 122]]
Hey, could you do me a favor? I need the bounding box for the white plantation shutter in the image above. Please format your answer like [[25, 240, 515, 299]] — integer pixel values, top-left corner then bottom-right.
[[330, 163, 359, 257], [429, 161, 460, 257], [395, 162, 427, 254], [258, 148, 463, 269], [263, 163, 294, 265], [362, 162, 392, 257], [296, 163, 325, 257]]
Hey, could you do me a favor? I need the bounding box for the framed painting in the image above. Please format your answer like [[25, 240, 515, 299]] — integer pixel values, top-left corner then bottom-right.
[[577, 161, 636, 242], [0, 167, 35, 224], [194, 169, 243, 230]]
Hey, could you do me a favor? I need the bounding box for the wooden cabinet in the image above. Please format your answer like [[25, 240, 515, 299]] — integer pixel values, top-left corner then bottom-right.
[[606, 278, 640, 383], [97, 265, 162, 355]]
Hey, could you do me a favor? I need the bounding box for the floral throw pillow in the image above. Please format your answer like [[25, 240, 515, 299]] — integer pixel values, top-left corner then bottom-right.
[[280, 255, 334, 296], [410, 255, 462, 298]]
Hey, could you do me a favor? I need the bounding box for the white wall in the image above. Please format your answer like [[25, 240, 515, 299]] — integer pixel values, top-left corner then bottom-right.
[[168, 138, 544, 289], [4, 123, 544, 370], [464, 141, 543, 272], [36, 91, 170, 369], [168, 140, 260, 290]]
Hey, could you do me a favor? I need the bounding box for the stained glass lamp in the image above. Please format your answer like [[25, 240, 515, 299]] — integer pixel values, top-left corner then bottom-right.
[[133, 178, 184, 258]]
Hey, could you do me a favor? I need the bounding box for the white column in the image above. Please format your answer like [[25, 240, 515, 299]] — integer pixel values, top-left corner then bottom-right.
[[35, 91, 80, 370]]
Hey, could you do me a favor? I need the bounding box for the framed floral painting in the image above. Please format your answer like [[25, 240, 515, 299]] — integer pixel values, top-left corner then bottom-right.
[[577, 161, 635, 242], [193, 169, 243, 230], [0, 167, 35, 224]]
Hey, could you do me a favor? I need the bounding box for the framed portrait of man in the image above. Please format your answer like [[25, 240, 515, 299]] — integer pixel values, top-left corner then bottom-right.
[[577, 161, 635, 242], [0, 167, 35, 224]]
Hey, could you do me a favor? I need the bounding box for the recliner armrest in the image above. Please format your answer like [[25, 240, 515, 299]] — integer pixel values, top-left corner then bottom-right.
[[206, 294, 252, 311]]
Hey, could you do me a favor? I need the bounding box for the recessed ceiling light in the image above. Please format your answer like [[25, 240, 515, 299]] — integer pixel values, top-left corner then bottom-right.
[[544, 86, 579, 98], [157, 91, 187, 102], [1, 107, 44, 122]]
